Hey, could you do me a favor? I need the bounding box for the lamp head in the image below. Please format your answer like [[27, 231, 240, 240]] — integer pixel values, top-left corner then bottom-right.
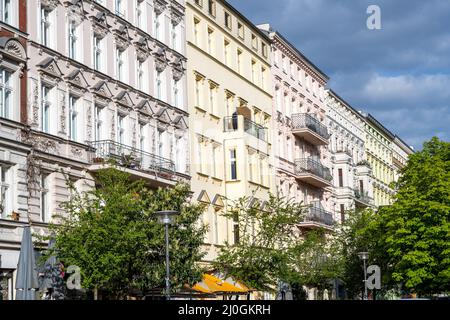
[[357, 251, 369, 261], [155, 210, 179, 225]]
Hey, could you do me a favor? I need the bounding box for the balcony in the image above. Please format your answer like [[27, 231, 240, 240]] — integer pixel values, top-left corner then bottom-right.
[[291, 113, 329, 145], [354, 190, 372, 207], [294, 158, 333, 188], [224, 116, 266, 142], [299, 206, 334, 229], [88, 140, 176, 186]]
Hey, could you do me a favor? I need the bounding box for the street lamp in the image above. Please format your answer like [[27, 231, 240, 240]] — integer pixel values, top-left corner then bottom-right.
[[156, 210, 179, 301], [358, 251, 369, 300]]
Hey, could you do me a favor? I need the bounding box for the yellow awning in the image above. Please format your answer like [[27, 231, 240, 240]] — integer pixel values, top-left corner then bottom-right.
[[192, 274, 250, 294]]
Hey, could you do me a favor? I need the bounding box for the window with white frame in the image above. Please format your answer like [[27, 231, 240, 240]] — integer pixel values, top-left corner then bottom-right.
[[94, 104, 103, 141], [212, 143, 219, 178], [172, 79, 181, 108], [93, 34, 103, 71], [68, 20, 79, 60], [139, 122, 146, 151], [41, 84, 52, 133], [40, 6, 52, 47], [0, 68, 13, 120], [176, 136, 186, 173], [229, 148, 237, 180], [40, 173, 50, 222], [196, 137, 204, 174], [0, 164, 12, 219], [116, 47, 125, 81], [115, 0, 125, 18], [194, 74, 203, 108], [207, 27, 214, 55], [68, 95, 78, 141], [208, 82, 217, 115], [155, 70, 164, 100], [117, 114, 125, 144], [171, 22, 180, 51], [193, 17, 200, 46], [157, 128, 165, 158], [154, 12, 164, 41], [137, 59, 144, 91], [0, 0, 15, 26], [136, 0, 144, 30]]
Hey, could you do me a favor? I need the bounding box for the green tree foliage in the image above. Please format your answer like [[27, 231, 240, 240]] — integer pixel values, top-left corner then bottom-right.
[[372, 137, 450, 294], [214, 194, 304, 292], [46, 168, 207, 299]]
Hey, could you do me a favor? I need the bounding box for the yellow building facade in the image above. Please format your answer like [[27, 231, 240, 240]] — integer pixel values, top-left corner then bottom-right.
[[186, 0, 273, 262]]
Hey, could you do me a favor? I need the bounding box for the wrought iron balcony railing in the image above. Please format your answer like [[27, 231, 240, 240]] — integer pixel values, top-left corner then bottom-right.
[[354, 190, 372, 204], [302, 206, 334, 227], [291, 113, 330, 140], [294, 158, 333, 182], [89, 140, 175, 175], [224, 116, 266, 141]]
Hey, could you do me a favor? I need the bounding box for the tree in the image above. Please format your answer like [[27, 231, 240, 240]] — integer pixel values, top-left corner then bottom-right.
[[372, 137, 450, 295], [214, 194, 305, 293], [45, 167, 207, 299]]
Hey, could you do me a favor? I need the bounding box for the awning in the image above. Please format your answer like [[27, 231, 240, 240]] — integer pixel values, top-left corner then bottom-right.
[[192, 274, 251, 295]]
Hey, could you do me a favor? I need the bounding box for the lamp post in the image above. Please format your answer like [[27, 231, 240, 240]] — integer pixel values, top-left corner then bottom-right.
[[156, 210, 179, 301], [358, 251, 369, 300]]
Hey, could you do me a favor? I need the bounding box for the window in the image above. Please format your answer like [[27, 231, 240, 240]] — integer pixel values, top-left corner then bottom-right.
[[261, 67, 267, 89], [68, 95, 78, 141], [41, 85, 51, 133], [136, 0, 143, 29], [0, 164, 12, 218], [340, 204, 345, 223], [230, 149, 237, 180], [193, 18, 200, 45], [359, 180, 364, 194], [208, 0, 216, 16], [251, 34, 258, 50], [284, 93, 290, 117], [233, 212, 239, 244], [208, 82, 217, 114], [115, 0, 124, 18], [238, 22, 244, 39], [139, 123, 146, 151], [68, 21, 78, 60], [157, 128, 164, 157], [196, 138, 203, 173], [171, 23, 180, 51], [224, 39, 230, 65], [259, 156, 264, 185], [93, 35, 103, 71], [194, 0, 202, 7], [94, 105, 103, 141], [40, 174, 49, 222], [0, 68, 12, 119], [207, 27, 214, 55], [0, 0, 13, 25], [224, 12, 231, 29], [262, 43, 268, 58], [41, 7, 51, 46], [237, 49, 243, 73], [282, 55, 287, 73], [117, 114, 125, 144], [137, 59, 144, 90], [154, 12, 163, 41], [251, 60, 256, 83], [155, 70, 164, 100], [172, 79, 181, 108], [212, 144, 218, 178], [116, 48, 125, 81], [338, 168, 343, 187]]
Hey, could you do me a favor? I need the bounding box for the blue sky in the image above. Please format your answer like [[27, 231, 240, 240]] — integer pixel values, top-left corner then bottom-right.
[[228, 0, 450, 150]]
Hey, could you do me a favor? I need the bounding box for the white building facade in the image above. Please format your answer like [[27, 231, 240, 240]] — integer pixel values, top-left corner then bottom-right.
[[326, 90, 374, 222]]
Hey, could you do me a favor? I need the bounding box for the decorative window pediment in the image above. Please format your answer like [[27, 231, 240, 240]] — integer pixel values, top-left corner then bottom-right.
[[114, 90, 134, 108], [91, 80, 113, 100], [154, 47, 168, 72], [134, 36, 151, 61], [0, 38, 27, 67], [155, 106, 172, 124], [170, 5, 183, 26], [154, 0, 168, 16], [172, 115, 188, 130], [64, 0, 85, 26], [171, 57, 185, 81], [113, 23, 130, 50], [64, 69, 89, 90], [197, 190, 211, 204], [37, 57, 63, 80], [135, 99, 156, 116], [212, 194, 225, 209], [41, 0, 60, 10], [90, 11, 109, 38]]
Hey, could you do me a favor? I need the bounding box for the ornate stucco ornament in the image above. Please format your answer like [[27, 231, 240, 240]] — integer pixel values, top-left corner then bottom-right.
[[154, 47, 168, 73], [90, 11, 109, 39], [41, 0, 60, 10], [171, 57, 185, 81], [134, 36, 151, 62], [63, 0, 85, 26], [154, 0, 168, 16]]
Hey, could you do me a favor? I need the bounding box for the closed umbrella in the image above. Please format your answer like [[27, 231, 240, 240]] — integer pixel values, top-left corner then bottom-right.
[[15, 226, 39, 300]]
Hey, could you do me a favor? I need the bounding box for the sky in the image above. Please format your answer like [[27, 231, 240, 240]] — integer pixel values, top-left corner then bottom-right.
[[228, 0, 450, 150]]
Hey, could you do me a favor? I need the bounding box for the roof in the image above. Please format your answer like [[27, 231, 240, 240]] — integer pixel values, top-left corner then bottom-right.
[[328, 89, 366, 121]]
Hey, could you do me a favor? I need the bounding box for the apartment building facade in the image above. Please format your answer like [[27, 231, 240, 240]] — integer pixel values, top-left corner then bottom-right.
[[186, 0, 273, 263], [326, 90, 374, 222], [258, 25, 334, 231], [392, 136, 413, 183]]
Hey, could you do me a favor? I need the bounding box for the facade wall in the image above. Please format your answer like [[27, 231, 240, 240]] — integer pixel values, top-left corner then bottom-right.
[[186, 0, 273, 262], [261, 25, 334, 230], [326, 90, 374, 220]]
